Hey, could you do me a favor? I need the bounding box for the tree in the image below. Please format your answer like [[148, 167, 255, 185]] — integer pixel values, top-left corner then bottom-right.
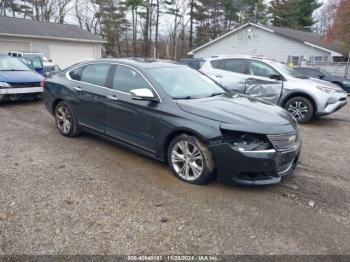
[[313, 0, 338, 35], [0, 0, 22, 17], [56, 0, 73, 24], [325, 0, 350, 52], [269, 0, 321, 30], [95, 0, 128, 57], [74, 0, 102, 34], [125, 0, 144, 56], [238, 0, 268, 25]]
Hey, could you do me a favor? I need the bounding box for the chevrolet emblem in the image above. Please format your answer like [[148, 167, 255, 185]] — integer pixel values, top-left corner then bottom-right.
[[288, 135, 297, 144]]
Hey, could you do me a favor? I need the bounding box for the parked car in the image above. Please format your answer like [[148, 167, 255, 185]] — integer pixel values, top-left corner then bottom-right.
[[294, 67, 350, 94], [43, 58, 301, 186], [17, 56, 46, 75], [0, 54, 44, 101], [8, 51, 59, 76], [199, 56, 347, 123], [179, 58, 206, 70]]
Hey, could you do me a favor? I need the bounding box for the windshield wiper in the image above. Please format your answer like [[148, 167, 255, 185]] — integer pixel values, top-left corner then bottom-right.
[[173, 96, 200, 100], [207, 92, 227, 97], [0, 69, 28, 71]]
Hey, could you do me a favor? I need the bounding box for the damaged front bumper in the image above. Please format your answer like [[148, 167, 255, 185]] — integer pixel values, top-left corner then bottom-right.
[[209, 142, 301, 186]]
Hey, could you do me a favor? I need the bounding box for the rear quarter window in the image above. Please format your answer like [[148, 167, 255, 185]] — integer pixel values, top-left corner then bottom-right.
[[69, 67, 83, 81]]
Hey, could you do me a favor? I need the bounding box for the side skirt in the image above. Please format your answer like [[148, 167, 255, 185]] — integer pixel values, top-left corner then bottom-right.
[[80, 126, 164, 162]]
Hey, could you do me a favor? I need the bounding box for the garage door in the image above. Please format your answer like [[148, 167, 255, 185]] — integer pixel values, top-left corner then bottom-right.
[[0, 40, 30, 54], [49, 43, 95, 69]]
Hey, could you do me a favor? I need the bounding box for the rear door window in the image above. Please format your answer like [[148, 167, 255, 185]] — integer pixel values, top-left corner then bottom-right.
[[80, 64, 111, 87], [223, 59, 248, 74]]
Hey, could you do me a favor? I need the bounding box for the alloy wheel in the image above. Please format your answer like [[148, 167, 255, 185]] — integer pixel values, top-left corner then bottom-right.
[[56, 105, 72, 134], [171, 140, 204, 181], [287, 101, 308, 120]]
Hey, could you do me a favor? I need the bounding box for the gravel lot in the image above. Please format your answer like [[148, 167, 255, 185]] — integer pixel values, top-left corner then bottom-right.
[[0, 101, 349, 255]]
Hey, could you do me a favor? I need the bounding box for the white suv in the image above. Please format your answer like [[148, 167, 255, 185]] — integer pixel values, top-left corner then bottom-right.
[[199, 56, 347, 123]]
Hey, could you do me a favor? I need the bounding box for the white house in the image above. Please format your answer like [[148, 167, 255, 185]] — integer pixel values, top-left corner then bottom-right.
[[0, 16, 106, 68], [188, 23, 345, 65]]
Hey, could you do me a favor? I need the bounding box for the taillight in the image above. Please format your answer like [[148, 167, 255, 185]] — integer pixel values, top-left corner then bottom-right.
[[40, 80, 46, 89]]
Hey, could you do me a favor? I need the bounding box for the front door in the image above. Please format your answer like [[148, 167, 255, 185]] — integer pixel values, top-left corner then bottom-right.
[[105, 64, 161, 153], [245, 60, 284, 104]]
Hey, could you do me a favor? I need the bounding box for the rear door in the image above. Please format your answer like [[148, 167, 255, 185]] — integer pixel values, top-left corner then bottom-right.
[[69, 63, 111, 133], [206, 59, 249, 93], [245, 60, 284, 104], [104, 64, 161, 153]]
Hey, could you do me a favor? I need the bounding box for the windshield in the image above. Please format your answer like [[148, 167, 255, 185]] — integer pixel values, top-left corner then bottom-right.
[[319, 68, 331, 76], [18, 57, 34, 70], [24, 54, 49, 62], [271, 62, 307, 79], [0, 56, 30, 71], [148, 67, 226, 99]]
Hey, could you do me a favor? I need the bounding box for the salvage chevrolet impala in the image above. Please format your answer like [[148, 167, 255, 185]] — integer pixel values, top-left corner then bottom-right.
[[43, 59, 301, 185]]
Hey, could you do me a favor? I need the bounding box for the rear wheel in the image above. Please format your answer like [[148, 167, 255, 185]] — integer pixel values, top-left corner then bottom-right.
[[167, 134, 214, 185], [284, 96, 314, 123], [54, 101, 79, 137]]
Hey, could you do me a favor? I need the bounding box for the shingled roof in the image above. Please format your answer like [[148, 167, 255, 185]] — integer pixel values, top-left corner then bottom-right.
[[0, 16, 105, 43], [189, 23, 345, 56], [263, 24, 344, 56]]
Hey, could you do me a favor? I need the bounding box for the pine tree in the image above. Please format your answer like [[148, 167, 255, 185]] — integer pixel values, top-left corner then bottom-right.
[[269, 0, 322, 30], [95, 0, 128, 57]]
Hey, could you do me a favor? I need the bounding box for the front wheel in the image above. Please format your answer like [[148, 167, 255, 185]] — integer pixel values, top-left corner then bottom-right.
[[167, 134, 214, 185], [284, 96, 314, 123]]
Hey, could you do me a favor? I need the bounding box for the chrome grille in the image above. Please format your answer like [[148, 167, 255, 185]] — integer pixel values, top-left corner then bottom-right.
[[268, 132, 298, 151], [45, 65, 56, 72]]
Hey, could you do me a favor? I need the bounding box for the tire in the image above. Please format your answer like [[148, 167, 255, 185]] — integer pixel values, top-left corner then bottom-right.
[[167, 134, 214, 185], [284, 96, 314, 124], [54, 101, 80, 137]]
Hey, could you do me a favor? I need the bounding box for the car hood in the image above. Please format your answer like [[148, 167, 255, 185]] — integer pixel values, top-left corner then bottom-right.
[[325, 75, 349, 83], [176, 93, 297, 135], [0, 71, 44, 83], [297, 77, 344, 91]]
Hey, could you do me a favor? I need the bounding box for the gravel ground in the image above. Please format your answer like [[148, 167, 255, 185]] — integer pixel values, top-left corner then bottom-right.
[[0, 101, 349, 255]]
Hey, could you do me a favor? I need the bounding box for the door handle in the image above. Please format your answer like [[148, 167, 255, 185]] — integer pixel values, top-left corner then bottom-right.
[[107, 95, 119, 101], [73, 86, 82, 91], [215, 74, 223, 78]]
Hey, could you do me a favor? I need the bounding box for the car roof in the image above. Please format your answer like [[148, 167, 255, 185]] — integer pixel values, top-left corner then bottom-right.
[[82, 58, 183, 69], [295, 67, 320, 70], [206, 55, 277, 62]]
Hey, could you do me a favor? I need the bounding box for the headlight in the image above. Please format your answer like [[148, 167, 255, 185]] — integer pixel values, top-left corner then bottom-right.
[[316, 86, 335, 94], [0, 82, 10, 88], [221, 130, 272, 151]]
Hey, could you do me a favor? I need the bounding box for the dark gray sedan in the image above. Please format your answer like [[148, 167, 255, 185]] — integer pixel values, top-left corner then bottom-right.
[[295, 67, 350, 93], [43, 58, 301, 185]]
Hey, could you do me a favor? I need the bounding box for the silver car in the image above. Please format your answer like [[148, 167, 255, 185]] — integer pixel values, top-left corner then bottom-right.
[[199, 56, 348, 123]]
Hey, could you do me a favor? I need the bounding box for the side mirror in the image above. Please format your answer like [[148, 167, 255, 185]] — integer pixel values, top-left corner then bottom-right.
[[269, 74, 283, 81], [130, 88, 157, 102], [319, 75, 325, 79]]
